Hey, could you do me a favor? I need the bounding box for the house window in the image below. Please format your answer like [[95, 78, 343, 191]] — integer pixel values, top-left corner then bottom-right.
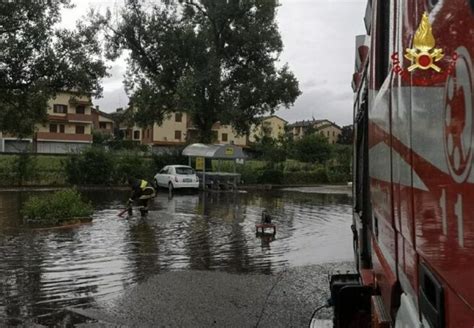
[[49, 124, 58, 133], [53, 104, 67, 114], [75, 125, 85, 134], [133, 130, 140, 140], [175, 130, 182, 140], [333, 131, 335, 137], [175, 113, 182, 122], [222, 133, 228, 142], [99, 122, 107, 129], [59, 124, 65, 133], [76, 106, 85, 114], [327, 131, 330, 137]]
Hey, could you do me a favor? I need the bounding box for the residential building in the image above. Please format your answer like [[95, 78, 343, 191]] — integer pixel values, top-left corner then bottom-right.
[[212, 122, 248, 147], [34, 91, 93, 153], [248, 115, 287, 143], [289, 119, 342, 144], [0, 132, 33, 153], [138, 112, 248, 152], [91, 107, 114, 135], [110, 107, 143, 143], [142, 112, 188, 147]]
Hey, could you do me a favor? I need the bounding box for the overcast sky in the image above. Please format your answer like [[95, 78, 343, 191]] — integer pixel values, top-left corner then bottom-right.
[[62, 0, 367, 126]]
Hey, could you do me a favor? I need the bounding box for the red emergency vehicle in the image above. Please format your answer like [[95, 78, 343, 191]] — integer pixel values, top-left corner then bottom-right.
[[334, 0, 474, 327]]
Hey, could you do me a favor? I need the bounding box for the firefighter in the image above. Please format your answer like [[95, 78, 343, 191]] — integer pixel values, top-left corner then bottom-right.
[[261, 210, 273, 224], [127, 177, 156, 216]]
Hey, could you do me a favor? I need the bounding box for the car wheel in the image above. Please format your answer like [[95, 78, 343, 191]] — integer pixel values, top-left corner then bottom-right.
[[154, 179, 159, 188]]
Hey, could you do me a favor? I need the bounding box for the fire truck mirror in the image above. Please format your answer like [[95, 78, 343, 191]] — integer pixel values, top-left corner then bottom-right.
[[419, 263, 444, 328]]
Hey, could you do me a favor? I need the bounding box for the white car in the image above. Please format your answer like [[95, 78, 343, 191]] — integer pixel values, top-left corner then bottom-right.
[[154, 165, 199, 191]]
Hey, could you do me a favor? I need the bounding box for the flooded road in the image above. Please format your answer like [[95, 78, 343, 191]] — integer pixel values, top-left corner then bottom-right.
[[0, 189, 352, 326]]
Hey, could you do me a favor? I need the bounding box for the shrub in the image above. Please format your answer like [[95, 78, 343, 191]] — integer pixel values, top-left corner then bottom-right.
[[22, 189, 93, 224], [291, 134, 332, 163], [114, 152, 154, 183], [13, 152, 38, 186], [64, 147, 114, 185], [151, 149, 188, 172], [326, 164, 351, 183], [283, 169, 328, 185], [257, 168, 284, 184], [108, 139, 149, 152]]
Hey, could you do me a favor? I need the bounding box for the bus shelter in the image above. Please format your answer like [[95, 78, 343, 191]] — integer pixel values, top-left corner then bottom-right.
[[182, 143, 246, 190]]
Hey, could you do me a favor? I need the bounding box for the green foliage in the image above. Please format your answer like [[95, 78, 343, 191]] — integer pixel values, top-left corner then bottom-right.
[[292, 134, 332, 164], [107, 139, 150, 152], [92, 131, 113, 145], [0, 1, 107, 136], [331, 144, 352, 165], [22, 189, 93, 224], [98, 0, 300, 142], [114, 152, 154, 183], [151, 150, 188, 172], [252, 135, 287, 164], [327, 144, 351, 183], [257, 168, 284, 184], [64, 147, 114, 185], [12, 152, 38, 186], [326, 164, 351, 183], [337, 125, 353, 145], [283, 169, 328, 185]]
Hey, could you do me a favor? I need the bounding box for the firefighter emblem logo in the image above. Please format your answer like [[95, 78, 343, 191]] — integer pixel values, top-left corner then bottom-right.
[[405, 12, 444, 72]]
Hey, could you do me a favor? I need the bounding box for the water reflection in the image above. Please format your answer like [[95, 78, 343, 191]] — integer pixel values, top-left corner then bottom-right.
[[0, 189, 352, 325]]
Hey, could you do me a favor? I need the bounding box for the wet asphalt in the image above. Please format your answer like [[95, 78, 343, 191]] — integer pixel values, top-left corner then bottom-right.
[[69, 262, 354, 328]]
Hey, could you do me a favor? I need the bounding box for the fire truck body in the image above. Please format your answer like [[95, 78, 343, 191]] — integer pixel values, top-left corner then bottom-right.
[[351, 0, 474, 326]]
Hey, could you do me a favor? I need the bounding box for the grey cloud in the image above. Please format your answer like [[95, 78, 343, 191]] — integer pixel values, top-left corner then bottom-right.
[[94, 88, 129, 112], [277, 87, 353, 126]]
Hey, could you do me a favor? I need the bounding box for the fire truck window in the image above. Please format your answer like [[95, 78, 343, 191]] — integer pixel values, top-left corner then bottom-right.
[[469, 0, 474, 12], [376, 0, 390, 88]]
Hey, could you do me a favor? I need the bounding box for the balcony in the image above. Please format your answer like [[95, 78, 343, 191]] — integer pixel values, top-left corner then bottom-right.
[[36, 132, 92, 143], [67, 113, 93, 122], [47, 114, 68, 122], [95, 128, 114, 135]]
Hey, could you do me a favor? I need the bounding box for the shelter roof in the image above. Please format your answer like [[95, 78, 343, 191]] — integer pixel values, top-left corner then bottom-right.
[[182, 143, 246, 159]]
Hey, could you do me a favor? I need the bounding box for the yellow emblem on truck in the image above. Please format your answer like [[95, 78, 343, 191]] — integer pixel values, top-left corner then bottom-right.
[[405, 12, 444, 72]]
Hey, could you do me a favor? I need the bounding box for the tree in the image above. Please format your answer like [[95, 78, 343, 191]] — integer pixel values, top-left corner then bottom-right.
[[253, 134, 286, 164], [0, 1, 108, 136], [337, 125, 353, 145], [292, 133, 331, 164], [99, 0, 301, 143]]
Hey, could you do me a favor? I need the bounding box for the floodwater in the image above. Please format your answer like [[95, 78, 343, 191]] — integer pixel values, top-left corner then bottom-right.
[[0, 188, 352, 326]]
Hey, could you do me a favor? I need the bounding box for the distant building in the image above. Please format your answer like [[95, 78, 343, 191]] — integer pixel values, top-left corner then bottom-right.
[[289, 119, 342, 144], [91, 107, 114, 135], [248, 115, 287, 143], [139, 112, 248, 152]]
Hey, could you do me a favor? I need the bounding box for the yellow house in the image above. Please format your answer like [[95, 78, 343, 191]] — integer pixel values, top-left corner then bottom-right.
[[289, 119, 342, 144], [213, 123, 247, 147], [139, 112, 248, 150], [35, 91, 93, 153], [248, 115, 287, 143], [315, 121, 342, 144]]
